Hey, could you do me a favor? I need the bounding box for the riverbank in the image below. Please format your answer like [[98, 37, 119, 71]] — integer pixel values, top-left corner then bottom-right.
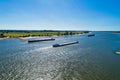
[[0, 30, 89, 40], [0, 37, 9, 40], [0, 33, 88, 40]]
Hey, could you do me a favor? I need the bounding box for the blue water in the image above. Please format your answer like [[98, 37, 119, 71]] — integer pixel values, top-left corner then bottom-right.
[[0, 31, 120, 80]]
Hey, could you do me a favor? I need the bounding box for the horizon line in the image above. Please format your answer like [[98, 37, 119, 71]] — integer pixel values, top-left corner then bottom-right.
[[0, 29, 120, 32]]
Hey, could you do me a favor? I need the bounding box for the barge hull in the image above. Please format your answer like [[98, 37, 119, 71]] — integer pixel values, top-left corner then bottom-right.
[[28, 38, 55, 42], [53, 41, 79, 47]]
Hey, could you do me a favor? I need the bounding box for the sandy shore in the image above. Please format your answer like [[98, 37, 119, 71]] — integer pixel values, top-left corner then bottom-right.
[[0, 36, 59, 40], [0, 37, 9, 40]]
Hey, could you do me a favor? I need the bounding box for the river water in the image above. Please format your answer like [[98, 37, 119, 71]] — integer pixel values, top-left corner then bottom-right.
[[0, 31, 120, 80]]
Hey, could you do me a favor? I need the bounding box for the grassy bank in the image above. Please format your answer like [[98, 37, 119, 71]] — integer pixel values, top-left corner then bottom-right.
[[0, 30, 89, 38]]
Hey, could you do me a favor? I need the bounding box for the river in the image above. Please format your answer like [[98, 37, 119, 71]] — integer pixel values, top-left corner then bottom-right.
[[0, 31, 120, 80]]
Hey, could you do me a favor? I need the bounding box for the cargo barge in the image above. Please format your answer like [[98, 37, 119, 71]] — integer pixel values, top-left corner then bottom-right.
[[88, 34, 95, 37], [53, 41, 79, 47], [28, 38, 55, 42]]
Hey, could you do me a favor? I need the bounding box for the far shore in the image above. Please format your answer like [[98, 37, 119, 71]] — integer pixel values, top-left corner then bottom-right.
[[0, 33, 90, 40], [0, 30, 90, 40]]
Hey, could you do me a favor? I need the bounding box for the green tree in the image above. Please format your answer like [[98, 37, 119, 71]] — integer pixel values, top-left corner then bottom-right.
[[57, 32, 60, 36], [64, 31, 69, 35], [0, 33, 4, 38], [70, 32, 73, 35]]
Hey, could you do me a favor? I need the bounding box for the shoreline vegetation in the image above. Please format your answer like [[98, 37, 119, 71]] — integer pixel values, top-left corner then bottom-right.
[[0, 30, 89, 40]]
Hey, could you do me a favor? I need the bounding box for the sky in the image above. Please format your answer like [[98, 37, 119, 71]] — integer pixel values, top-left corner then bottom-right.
[[0, 0, 120, 31]]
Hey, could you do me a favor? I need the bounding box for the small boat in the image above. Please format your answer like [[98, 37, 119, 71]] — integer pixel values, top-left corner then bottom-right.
[[28, 38, 55, 42], [88, 34, 95, 37], [116, 51, 120, 55], [53, 41, 79, 47]]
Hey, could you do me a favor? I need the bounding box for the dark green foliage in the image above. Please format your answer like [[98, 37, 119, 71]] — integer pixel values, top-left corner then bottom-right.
[[0, 33, 5, 38], [64, 31, 69, 35]]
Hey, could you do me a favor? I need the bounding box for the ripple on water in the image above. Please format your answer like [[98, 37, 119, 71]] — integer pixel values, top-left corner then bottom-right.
[[1, 32, 120, 80]]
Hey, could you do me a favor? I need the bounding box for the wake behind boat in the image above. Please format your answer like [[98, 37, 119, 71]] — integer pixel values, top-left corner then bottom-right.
[[28, 38, 55, 43]]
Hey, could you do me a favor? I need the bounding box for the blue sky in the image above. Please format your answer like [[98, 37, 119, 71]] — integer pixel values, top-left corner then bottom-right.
[[0, 0, 120, 31]]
